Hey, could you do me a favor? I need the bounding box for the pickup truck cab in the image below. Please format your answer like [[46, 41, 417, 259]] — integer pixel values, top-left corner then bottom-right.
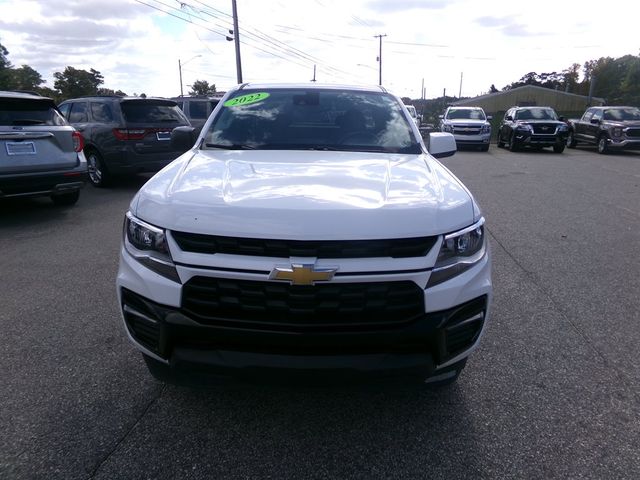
[[117, 83, 492, 385], [566, 106, 640, 154]]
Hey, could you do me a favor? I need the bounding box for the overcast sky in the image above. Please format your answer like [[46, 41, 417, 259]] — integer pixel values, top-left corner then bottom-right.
[[1, 0, 638, 99]]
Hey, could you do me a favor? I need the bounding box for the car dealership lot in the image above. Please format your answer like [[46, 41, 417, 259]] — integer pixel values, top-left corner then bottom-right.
[[1, 147, 639, 479]]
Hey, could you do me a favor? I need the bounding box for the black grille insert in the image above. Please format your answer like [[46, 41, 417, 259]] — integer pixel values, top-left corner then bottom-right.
[[171, 232, 438, 259], [181, 277, 425, 332]]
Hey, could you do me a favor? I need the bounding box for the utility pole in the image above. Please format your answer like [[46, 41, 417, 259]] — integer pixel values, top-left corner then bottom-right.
[[178, 59, 184, 97], [374, 34, 387, 86], [459, 72, 463, 98], [311, 64, 316, 82], [231, 0, 243, 84]]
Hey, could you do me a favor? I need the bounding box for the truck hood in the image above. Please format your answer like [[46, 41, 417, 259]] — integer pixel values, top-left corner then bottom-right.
[[132, 149, 475, 240]]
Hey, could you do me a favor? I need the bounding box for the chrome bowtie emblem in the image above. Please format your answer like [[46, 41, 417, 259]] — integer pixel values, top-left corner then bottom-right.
[[270, 264, 338, 285]]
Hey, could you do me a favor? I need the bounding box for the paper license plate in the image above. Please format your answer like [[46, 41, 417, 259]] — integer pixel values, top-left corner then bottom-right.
[[5, 141, 36, 155], [156, 131, 171, 141]]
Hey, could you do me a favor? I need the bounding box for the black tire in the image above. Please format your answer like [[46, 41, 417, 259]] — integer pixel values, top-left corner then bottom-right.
[[597, 134, 609, 154], [508, 133, 519, 152], [496, 130, 505, 148], [566, 131, 577, 148], [51, 190, 80, 206], [480, 144, 490, 152], [424, 358, 467, 387], [86, 149, 111, 187], [553, 144, 565, 153]]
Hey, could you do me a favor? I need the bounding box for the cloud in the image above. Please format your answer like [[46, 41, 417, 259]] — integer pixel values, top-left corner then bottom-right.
[[366, 0, 452, 13], [475, 16, 546, 37]]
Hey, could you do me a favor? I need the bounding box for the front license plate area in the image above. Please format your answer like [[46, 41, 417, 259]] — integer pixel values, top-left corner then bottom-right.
[[6, 141, 36, 155]]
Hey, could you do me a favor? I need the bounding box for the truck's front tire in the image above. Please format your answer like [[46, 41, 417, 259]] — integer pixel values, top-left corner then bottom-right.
[[597, 135, 609, 154], [566, 131, 577, 148]]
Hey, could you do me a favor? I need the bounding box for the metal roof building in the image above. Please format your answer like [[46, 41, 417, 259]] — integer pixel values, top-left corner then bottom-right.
[[452, 85, 605, 115]]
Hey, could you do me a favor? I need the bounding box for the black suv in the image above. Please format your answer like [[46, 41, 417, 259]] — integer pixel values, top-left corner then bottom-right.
[[171, 96, 222, 136], [497, 106, 569, 153], [58, 96, 191, 187], [1, 91, 86, 205]]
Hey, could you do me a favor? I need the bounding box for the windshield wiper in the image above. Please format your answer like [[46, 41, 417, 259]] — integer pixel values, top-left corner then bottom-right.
[[205, 143, 256, 150]]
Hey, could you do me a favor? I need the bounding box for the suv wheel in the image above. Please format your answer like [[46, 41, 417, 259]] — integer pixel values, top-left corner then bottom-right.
[[508, 133, 519, 152], [597, 135, 609, 154], [496, 130, 505, 148], [51, 191, 80, 206], [86, 149, 110, 187], [553, 143, 565, 154], [566, 131, 577, 148]]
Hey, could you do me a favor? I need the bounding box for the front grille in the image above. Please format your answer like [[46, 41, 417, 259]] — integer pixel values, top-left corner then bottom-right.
[[181, 277, 425, 332], [171, 232, 438, 259], [453, 126, 481, 135], [532, 124, 558, 134], [626, 128, 640, 138]]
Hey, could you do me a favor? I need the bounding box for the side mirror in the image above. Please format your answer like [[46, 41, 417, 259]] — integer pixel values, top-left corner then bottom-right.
[[487, 115, 493, 120], [171, 126, 197, 151], [438, 114, 444, 119], [590, 118, 599, 124], [427, 132, 456, 159], [558, 116, 565, 121], [505, 115, 513, 121]]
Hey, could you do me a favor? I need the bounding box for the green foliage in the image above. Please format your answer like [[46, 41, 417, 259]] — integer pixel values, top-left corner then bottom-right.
[[54, 66, 104, 99], [97, 87, 127, 96], [189, 80, 217, 96], [10, 65, 45, 91]]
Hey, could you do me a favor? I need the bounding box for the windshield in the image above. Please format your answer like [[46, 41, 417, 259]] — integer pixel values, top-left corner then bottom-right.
[[515, 108, 558, 121], [603, 108, 640, 121], [446, 108, 485, 120], [0, 99, 67, 126], [203, 88, 421, 154]]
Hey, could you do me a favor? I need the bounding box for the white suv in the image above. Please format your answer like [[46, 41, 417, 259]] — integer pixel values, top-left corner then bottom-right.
[[117, 83, 492, 385], [440, 106, 492, 151]]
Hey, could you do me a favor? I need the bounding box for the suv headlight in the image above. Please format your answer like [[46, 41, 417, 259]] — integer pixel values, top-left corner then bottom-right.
[[123, 212, 180, 282], [610, 126, 623, 137], [427, 217, 486, 288], [557, 124, 568, 132], [516, 124, 533, 133], [481, 124, 491, 134]]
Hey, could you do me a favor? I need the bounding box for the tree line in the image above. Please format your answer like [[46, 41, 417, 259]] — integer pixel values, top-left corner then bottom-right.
[[0, 42, 216, 101]]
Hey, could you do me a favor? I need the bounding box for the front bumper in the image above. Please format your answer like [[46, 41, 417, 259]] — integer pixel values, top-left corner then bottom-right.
[[604, 137, 640, 150], [514, 130, 568, 147], [116, 243, 492, 379], [452, 133, 491, 146]]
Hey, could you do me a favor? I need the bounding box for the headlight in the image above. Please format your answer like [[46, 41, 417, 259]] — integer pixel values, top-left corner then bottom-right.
[[124, 212, 180, 282], [481, 124, 491, 134], [427, 218, 486, 288], [516, 124, 533, 132], [557, 124, 568, 132], [610, 127, 623, 137]]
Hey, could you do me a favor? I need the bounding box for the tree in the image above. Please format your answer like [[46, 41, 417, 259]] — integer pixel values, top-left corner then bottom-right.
[[97, 87, 127, 96], [189, 80, 217, 96], [11, 65, 45, 91], [54, 66, 104, 99], [0, 41, 13, 89]]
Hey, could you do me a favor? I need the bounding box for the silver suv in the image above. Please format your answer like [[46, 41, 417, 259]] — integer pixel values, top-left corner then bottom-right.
[[439, 106, 492, 151], [171, 95, 223, 136], [0, 91, 86, 205]]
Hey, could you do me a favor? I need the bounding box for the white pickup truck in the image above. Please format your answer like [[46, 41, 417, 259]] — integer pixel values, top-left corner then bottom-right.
[[117, 83, 492, 385]]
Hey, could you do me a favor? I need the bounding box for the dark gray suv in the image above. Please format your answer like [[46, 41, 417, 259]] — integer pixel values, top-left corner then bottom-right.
[[1, 91, 86, 205], [58, 96, 191, 187]]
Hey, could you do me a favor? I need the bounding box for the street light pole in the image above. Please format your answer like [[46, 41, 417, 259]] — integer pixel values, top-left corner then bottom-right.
[[374, 34, 387, 86], [178, 55, 201, 97], [231, 0, 243, 83]]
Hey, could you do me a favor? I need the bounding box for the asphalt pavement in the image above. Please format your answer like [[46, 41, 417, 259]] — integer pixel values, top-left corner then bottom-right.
[[1, 145, 639, 479]]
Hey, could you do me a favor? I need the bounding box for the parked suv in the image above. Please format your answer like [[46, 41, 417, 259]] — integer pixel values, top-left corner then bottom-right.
[[171, 95, 223, 136], [1, 91, 86, 205], [497, 106, 568, 153], [58, 96, 191, 187], [117, 83, 492, 385], [439, 106, 492, 151]]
